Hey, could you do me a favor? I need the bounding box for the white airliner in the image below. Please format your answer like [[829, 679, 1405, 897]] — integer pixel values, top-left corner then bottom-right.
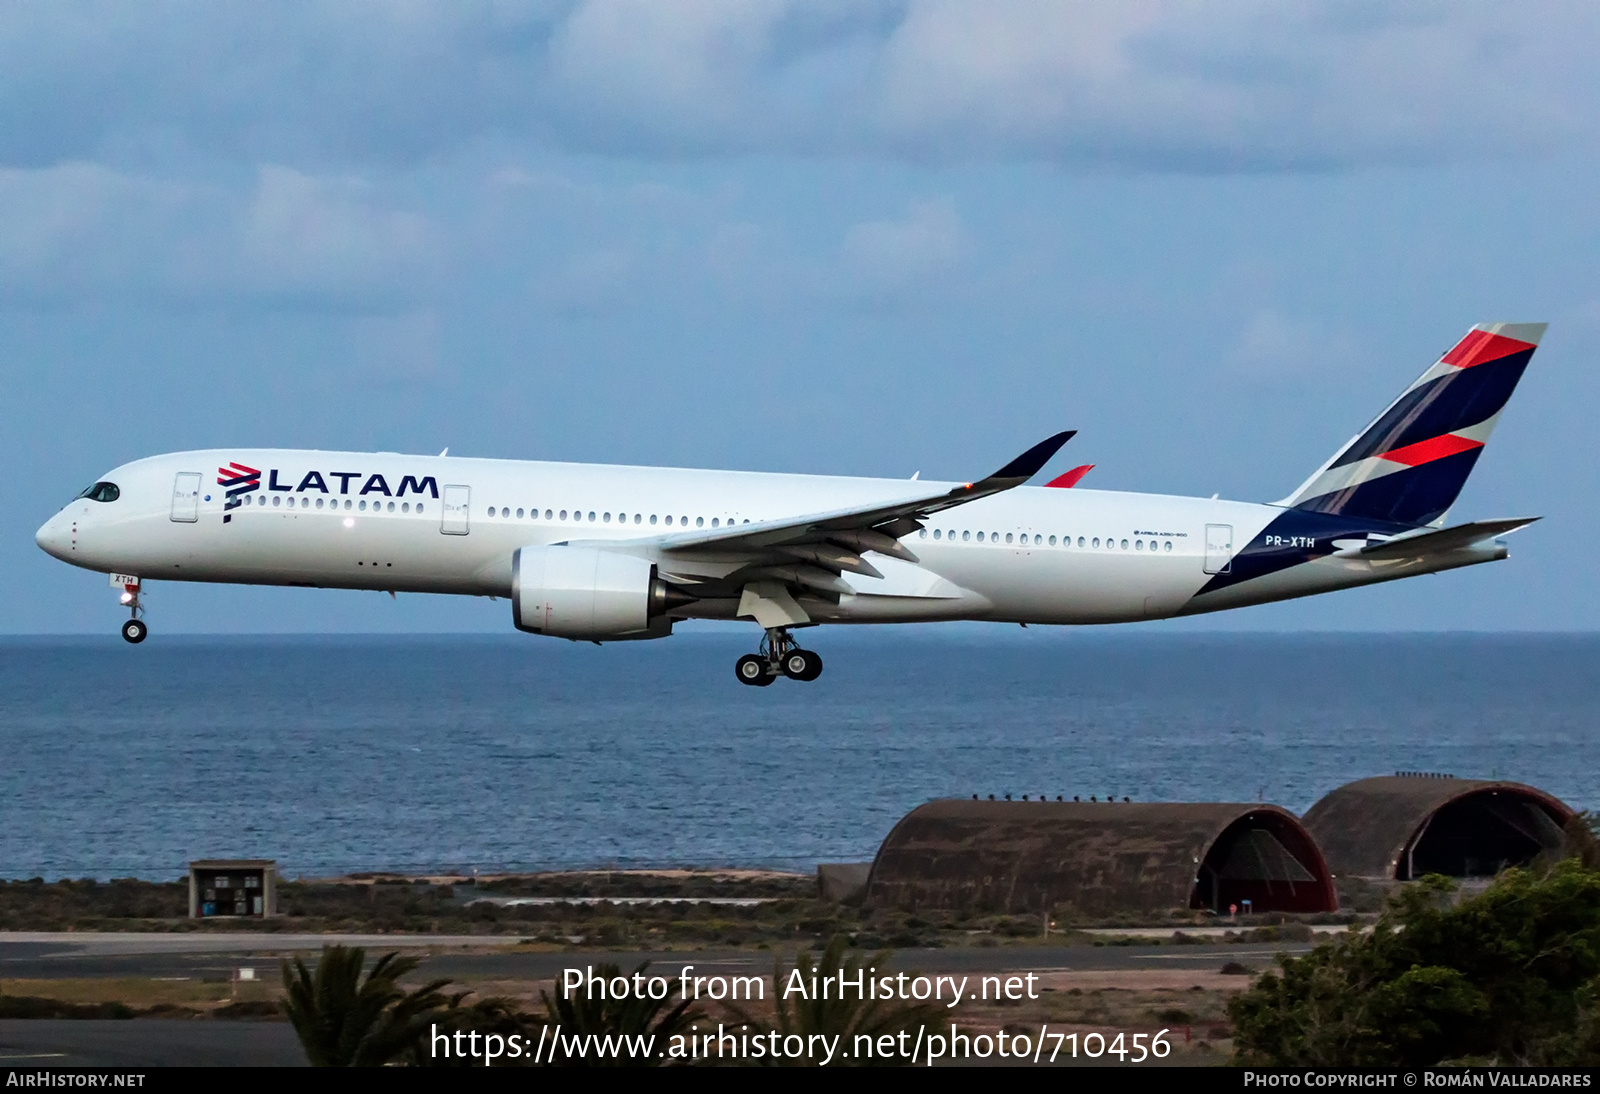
[[36, 323, 1543, 685]]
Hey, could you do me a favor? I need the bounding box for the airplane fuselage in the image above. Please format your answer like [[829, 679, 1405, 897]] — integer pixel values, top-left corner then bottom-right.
[[35, 448, 1505, 629]]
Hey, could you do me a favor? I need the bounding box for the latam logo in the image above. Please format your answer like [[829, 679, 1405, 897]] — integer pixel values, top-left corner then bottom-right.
[[215, 463, 440, 525], [217, 462, 261, 524]]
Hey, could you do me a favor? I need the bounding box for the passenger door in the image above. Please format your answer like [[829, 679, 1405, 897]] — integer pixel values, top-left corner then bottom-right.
[[170, 472, 201, 523], [441, 484, 471, 535], [1204, 523, 1233, 574]]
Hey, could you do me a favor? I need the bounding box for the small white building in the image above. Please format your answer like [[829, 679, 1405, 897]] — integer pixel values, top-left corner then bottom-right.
[[188, 859, 277, 918]]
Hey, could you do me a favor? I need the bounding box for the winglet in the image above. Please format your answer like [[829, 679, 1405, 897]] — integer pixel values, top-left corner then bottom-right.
[[986, 431, 1076, 483], [1045, 464, 1094, 488]]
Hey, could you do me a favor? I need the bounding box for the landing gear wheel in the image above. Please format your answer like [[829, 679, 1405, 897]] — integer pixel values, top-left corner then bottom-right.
[[782, 649, 823, 681], [796, 650, 823, 681], [735, 654, 772, 686], [121, 619, 148, 644]]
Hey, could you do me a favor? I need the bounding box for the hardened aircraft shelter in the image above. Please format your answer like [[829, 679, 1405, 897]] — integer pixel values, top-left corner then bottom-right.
[[1301, 774, 1574, 881], [865, 799, 1337, 916]]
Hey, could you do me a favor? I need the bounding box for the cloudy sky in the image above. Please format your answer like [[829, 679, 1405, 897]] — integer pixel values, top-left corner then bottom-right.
[[5, 1, 1598, 634]]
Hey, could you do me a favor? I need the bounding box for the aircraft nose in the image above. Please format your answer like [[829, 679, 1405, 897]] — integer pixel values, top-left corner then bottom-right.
[[35, 513, 70, 561]]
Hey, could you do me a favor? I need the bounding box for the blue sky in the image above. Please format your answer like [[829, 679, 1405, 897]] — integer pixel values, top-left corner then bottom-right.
[[4, 1, 1598, 633]]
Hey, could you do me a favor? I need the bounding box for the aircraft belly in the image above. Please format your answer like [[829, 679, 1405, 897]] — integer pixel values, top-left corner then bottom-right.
[[130, 509, 509, 595], [832, 546, 1204, 625], [976, 552, 1195, 623]]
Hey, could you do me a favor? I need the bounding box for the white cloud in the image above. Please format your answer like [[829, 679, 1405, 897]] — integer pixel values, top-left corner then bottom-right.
[[0, 163, 192, 301], [1223, 310, 1358, 382], [1, 2, 1595, 172], [532, 0, 1600, 168], [0, 162, 437, 309], [234, 167, 434, 302], [838, 197, 964, 295]]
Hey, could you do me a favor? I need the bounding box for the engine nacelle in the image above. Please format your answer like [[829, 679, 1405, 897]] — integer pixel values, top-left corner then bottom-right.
[[512, 545, 677, 641]]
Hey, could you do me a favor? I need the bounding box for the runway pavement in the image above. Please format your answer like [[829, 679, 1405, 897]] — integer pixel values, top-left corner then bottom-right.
[[0, 1020, 306, 1067], [0, 932, 1312, 981], [0, 932, 1312, 1066]]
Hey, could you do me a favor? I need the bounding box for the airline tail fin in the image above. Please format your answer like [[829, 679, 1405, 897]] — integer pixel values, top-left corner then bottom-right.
[[1277, 322, 1545, 527]]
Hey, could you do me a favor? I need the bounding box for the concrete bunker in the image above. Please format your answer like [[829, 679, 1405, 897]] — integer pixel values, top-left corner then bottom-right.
[[1302, 774, 1575, 881], [865, 799, 1337, 916]]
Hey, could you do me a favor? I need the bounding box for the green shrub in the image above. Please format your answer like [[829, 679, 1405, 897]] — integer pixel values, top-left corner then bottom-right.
[[1229, 860, 1600, 1066]]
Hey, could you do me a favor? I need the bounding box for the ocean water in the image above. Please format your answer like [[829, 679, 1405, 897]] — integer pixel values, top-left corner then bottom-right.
[[0, 632, 1595, 880]]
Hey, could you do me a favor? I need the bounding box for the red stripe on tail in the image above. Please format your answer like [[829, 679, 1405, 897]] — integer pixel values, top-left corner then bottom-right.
[[1441, 330, 1536, 369], [1377, 433, 1484, 467]]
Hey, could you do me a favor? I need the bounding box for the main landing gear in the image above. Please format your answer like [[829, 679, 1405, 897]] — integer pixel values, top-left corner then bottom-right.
[[117, 578, 147, 644], [735, 627, 823, 686]]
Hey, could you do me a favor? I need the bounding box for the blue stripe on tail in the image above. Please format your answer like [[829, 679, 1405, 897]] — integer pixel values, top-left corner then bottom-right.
[[1298, 448, 1485, 527], [1330, 349, 1532, 468]]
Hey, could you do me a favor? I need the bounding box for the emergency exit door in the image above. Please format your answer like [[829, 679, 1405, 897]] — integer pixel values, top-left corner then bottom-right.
[[170, 472, 201, 522], [441, 485, 471, 535], [1204, 524, 1233, 574]]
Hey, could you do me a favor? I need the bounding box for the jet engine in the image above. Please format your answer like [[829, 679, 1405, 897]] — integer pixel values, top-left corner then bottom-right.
[[512, 545, 687, 641]]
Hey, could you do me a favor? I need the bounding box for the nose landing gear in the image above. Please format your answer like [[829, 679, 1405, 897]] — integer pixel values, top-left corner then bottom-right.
[[114, 574, 147, 644], [734, 627, 823, 686]]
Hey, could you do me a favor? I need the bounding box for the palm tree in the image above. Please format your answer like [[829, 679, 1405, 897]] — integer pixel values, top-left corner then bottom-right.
[[540, 961, 702, 1067], [730, 935, 948, 1066], [281, 945, 453, 1066]]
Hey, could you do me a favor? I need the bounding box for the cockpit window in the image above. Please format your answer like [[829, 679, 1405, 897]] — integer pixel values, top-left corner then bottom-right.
[[75, 482, 120, 503]]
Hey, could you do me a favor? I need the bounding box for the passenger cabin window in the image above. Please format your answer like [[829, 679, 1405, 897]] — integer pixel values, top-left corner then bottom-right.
[[76, 482, 120, 503]]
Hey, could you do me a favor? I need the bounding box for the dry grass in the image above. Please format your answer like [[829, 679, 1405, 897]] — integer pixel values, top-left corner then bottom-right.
[[0, 976, 281, 1011]]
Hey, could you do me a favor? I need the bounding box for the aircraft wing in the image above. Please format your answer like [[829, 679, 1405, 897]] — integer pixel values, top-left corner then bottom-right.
[[569, 431, 1074, 618], [656, 430, 1075, 558], [1335, 517, 1540, 560]]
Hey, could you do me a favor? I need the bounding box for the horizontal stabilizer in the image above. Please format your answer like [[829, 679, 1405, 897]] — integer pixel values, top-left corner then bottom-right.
[[1336, 518, 1540, 560]]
